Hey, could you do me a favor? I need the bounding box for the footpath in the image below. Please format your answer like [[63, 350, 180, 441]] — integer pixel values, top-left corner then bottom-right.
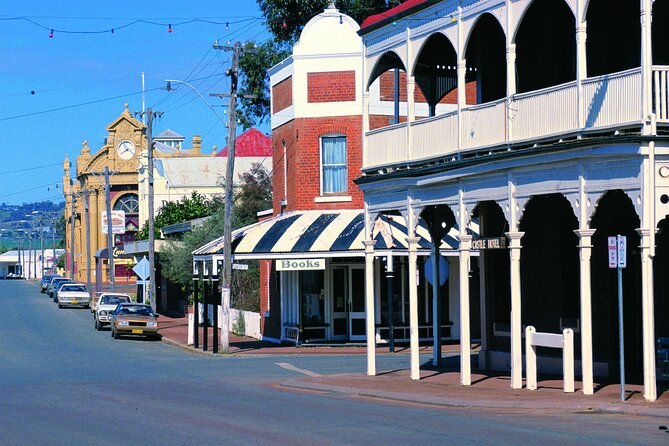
[[158, 313, 669, 420]]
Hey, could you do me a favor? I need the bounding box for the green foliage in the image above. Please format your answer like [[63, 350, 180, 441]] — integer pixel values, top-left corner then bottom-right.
[[136, 192, 219, 240], [238, 41, 291, 129], [55, 252, 66, 269], [232, 311, 246, 336], [239, 0, 400, 127], [232, 163, 273, 227], [159, 165, 272, 306]]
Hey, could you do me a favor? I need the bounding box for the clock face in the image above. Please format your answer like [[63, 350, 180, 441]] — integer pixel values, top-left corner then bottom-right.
[[117, 140, 135, 160]]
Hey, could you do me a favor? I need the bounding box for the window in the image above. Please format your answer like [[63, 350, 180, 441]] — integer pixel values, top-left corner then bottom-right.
[[321, 136, 347, 194]]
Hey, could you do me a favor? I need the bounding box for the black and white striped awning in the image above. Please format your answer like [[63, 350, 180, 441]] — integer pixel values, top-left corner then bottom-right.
[[193, 210, 478, 260]]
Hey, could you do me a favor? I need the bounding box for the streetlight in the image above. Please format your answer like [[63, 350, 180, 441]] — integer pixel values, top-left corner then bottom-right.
[[33, 211, 60, 275]]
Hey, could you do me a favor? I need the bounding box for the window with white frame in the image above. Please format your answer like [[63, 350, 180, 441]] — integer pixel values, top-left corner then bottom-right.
[[321, 135, 347, 194]]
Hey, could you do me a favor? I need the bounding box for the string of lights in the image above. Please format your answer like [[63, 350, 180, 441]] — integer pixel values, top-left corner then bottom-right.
[[0, 15, 263, 38]]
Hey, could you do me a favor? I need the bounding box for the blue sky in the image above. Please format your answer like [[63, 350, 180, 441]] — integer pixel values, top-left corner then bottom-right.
[[0, 1, 271, 205]]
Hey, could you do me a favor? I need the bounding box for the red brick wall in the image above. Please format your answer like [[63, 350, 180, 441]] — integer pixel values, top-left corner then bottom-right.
[[272, 76, 293, 114], [307, 71, 356, 103], [259, 259, 281, 340], [272, 116, 364, 214]]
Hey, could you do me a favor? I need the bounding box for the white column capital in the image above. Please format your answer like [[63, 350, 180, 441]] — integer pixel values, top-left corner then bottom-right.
[[363, 239, 377, 250], [505, 231, 524, 245], [406, 236, 421, 248], [457, 234, 472, 249]]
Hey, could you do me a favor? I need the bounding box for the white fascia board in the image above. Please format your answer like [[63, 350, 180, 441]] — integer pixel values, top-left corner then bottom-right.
[[268, 55, 294, 79], [271, 105, 295, 130]]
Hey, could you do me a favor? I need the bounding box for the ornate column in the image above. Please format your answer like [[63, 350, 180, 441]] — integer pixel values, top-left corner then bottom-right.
[[363, 239, 377, 376], [574, 228, 596, 395], [458, 234, 472, 385], [407, 235, 421, 380], [362, 91, 370, 168], [576, 21, 587, 128], [506, 231, 524, 389], [637, 228, 657, 401], [407, 75, 416, 160], [641, 0, 653, 124]]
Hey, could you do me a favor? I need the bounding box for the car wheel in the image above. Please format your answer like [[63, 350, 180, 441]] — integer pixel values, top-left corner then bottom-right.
[[112, 328, 119, 339], [58, 304, 62, 309], [95, 319, 101, 331]]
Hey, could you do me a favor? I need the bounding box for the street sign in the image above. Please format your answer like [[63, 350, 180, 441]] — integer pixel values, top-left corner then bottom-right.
[[425, 254, 449, 287], [617, 235, 627, 268], [471, 237, 507, 250], [232, 263, 249, 270], [608, 237, 618, 268], [133, 256, 151, 280], [101, 211, 126, 234]]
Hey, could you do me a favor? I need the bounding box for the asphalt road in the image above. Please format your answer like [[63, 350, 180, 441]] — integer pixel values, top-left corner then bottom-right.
[[0, 280, 665, 445]]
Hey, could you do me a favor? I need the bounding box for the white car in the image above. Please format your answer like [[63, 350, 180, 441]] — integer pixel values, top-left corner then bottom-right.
[[95, 293, 131, 330], [57, 283, 91, 309]]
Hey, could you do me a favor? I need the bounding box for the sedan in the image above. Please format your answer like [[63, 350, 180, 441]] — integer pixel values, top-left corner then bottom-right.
[[109, 303, 160, 340], [57, 283, 91, 309], [94, 294, 131, 330], [50, 278, 73, 301], [41, 274, 60, 293]]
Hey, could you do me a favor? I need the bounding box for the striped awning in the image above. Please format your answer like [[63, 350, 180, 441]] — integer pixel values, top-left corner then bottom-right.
[[193, 210, 479, 259]]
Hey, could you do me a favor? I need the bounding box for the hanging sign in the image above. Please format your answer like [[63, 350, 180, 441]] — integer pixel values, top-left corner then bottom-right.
[[471, 237, 507, 250], [425, 254, 449, 287], [101, 211, 126, 234], [277, 258, 325, 271]]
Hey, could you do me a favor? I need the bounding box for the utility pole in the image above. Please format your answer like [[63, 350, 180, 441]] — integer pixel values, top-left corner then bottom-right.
[[137, 108, 163, 313], [70, 190, 76, 279], [104, 167, 115, 292], [212, 41, 242, 354], [84, 189, 92, 292]]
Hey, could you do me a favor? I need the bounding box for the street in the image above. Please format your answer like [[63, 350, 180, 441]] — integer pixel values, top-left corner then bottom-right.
[[0, 280, 665, 445]]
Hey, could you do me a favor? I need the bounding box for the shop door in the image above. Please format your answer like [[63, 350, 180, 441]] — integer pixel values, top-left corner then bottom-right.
[[331, 266, 348, 340], [348, 266, 366, 341]]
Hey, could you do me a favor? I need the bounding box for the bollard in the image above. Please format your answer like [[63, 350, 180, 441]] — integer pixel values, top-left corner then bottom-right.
[[526, 326, 537, 390], [187, 313, 194, 346]]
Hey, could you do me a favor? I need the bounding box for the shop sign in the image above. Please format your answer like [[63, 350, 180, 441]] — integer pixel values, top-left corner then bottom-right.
[[101, 211, 126, 234], [277, 258, 325, 271], [471, 237, 507, 250]]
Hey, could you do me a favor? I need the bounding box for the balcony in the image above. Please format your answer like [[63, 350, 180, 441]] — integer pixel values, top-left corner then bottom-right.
[[363, 67, 667, 171]]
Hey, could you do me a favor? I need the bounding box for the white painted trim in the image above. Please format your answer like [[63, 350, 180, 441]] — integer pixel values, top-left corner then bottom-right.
[[314, 195, 352, 203]]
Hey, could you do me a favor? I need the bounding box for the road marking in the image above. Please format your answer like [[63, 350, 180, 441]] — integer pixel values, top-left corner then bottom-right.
[[275, 362, 321, 377]]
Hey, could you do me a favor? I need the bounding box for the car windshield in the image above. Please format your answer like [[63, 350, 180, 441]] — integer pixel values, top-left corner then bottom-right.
[[101, 295, 130, 305], [118, 305, 154, 317], [61, 285, 87, 293]]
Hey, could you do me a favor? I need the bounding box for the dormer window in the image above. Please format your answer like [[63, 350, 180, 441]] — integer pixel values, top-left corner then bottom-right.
[[321, 135, 347, 195]]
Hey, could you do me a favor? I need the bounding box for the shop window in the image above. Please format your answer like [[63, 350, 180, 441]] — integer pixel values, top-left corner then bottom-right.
[[301, 270, 325, 325]]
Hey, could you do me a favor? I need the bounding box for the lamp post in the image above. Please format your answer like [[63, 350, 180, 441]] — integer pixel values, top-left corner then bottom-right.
[[33, 211, 60, 275]]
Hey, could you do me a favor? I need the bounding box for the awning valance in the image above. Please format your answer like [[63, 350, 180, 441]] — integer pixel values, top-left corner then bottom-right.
[[193, 210, 479, 260]]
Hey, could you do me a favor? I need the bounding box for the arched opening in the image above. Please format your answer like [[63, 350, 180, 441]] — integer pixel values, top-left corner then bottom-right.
[[515, 0, 576, 93], [464, 13, 507, 103], [112, 192, 139, 279], [412, 33, 460, 116], [652, 0, 669, 65], [367, 52, 408, 129], [586, 0, 640, 77], [518, 194, 579, 336], [473, 201, 510, 356], [590, 190, 643, 382]]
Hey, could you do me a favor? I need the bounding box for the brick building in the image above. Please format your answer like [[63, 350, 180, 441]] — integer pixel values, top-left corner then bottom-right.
[[194, 3, 473, 345]]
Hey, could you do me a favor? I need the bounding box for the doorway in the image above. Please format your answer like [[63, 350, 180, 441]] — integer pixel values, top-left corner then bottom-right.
[[331, 265, 366, 341]]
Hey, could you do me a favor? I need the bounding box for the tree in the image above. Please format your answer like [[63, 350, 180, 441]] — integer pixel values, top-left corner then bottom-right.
[[238, 0, 400, 127], [159, 166, 272, 311], [135, 191, 218, 240]]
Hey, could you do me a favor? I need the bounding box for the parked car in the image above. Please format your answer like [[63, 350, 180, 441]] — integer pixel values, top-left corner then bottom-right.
[[57, 283, 91, 309], [94, 293, 131, 330], [41, 274, 60, 293], [48, 277, 73, 300], [109, 303, 159, 339]]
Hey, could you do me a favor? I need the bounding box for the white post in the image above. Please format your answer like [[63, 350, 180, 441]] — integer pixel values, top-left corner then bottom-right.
[[525, 326, 536, 390], [187, 313, 194, 346], [507, 231, 524, 389], [575, 228, 595, 395], [364, 239, 377, 376], [362, 92, 370, 167], [458, 233, 472, 386], [637, 229, 657, 401], [505, 0, 516, 142], [563, 328, 575, 393], [641, 0, 653, 125], [576, 0, 587, 129], [407, 235, 421, 381]]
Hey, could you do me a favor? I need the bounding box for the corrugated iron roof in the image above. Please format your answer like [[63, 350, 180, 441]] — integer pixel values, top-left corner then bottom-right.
[[217, 128, 271, 158]]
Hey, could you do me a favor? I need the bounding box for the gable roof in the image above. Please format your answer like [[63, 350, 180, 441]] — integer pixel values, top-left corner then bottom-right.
[[216, 128, 271, 158], [155, 129, 184, 140]]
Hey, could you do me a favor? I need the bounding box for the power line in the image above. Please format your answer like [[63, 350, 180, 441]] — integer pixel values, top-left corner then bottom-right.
[[0, 72, 226, 122], [0, 162, 63, 175]]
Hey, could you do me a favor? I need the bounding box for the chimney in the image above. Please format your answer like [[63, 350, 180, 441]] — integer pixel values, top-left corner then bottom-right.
[[192, 135, 202, 155]]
